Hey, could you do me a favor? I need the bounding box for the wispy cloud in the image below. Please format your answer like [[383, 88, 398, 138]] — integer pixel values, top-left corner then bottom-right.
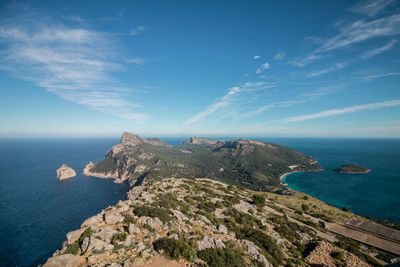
[[285, 99, 400, 122], [293, 13, 400, 66], [186, 81, 276, 125], [130, 25, 146, 36], [365, 72, 400, 79], [307, 63, 346, 78], [361, 39, 397, 59], [253, 55, 260, 59], [256, 62, 270, 73], [127, 57, 147, 64], [274, 51, 286, 60], [0, 10, 148, 120], [349, 0, 395, 17]]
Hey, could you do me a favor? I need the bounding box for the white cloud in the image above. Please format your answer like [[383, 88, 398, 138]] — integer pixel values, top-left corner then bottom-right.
[[127, 57, 147, 64], [253, 55, 260, 59], [349, 0, 394, 17], [285, 99, 400, 122], [361, 39, 397, 59], [0, 11, 148, 120], [294, 13, 400, 66], [256, 62, 270, 73], [186, 86, 240, 125], [307, 63, 346, 78], [274, 51, 286, 60], [365, 72, 400, 79], [130, 25, 146, 36]]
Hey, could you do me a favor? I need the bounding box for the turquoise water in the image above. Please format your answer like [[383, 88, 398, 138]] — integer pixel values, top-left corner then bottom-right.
[[275, 138, 400, 223]]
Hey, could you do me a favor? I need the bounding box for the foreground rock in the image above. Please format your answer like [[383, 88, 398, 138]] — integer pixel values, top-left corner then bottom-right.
[[56, 164, 76, 180], [335, 163, 371, 174], [45, 178, 390, 266]]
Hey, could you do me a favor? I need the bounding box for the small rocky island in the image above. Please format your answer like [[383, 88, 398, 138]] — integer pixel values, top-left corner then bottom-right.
[[335, 163, 371, 174], [56, 164, 77, 180]]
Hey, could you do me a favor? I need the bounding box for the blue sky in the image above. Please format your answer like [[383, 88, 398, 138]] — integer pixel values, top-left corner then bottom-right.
[[0, 0, 400, 137]]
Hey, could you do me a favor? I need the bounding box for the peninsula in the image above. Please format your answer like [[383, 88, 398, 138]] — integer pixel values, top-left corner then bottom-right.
[[83, 132, 322, 190]]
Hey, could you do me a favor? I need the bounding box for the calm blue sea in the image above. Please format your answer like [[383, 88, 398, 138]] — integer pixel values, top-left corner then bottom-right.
[[0, 137, 399, 266], [0, 138, 129, 267]]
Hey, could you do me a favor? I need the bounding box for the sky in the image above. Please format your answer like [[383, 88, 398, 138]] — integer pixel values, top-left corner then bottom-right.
[[0, 0, 400, 137]]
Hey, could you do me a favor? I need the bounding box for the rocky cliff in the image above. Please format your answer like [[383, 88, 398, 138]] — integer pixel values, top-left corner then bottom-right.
[[57, 164, 76, 180], [44, 178, 391, 266], [83, 132, 322, 189]]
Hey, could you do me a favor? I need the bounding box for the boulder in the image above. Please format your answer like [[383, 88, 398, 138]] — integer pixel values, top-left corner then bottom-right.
[[218, 224, 228, 234], [128, 223, 140, 234], [124, 236, 133, 247], [81, 214, 103, 228], [103, 210, 124, 225], [137, 216, 163, 230], [43, 254, 78, 267], [197, 236, 225, 250], [240, 239, 272, 267], [56, 164, 76, 180], [66, 229, 84, 245], [171, 209, 189, 221], [94, 226, 117, 243]]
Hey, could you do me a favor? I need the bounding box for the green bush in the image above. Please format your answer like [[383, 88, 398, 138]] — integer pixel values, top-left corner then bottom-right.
[[197, 202, 216, 213], [235, 227, 283, 266], [252, 194, 266, 207], [123, 214, 136, 224], [197, 247, 245, 267], [110, 232, 127, 245], [156, 193, 179, 209], [330, 251, 344, 260], [133, 206, 171, 223], [64, 242, 79, 255], [301, 204, 309, 212], [153, 237, 195, 261]]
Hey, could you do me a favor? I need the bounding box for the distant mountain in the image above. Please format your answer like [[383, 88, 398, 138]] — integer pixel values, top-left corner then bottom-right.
[[84, 132, 321, 190]]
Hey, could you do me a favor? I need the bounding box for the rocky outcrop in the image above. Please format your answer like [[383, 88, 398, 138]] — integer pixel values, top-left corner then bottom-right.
[[183, 137, 222, 145], [144, 137, 171, 147], [56, 164, 76, 180], [45, 178, 378, 267], [43, 254, 78, 267], [305, 241, 369, 267]]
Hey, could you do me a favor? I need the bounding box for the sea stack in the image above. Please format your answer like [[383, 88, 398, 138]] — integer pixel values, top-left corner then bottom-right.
[[56, 164, 76, 180]]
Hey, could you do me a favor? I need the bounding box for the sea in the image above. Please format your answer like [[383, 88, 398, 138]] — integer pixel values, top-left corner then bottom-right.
[[0, 137, 399, 266]]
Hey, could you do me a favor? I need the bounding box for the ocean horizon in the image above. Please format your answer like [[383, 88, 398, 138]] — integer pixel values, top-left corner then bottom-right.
[[0, 137, 399, 266]]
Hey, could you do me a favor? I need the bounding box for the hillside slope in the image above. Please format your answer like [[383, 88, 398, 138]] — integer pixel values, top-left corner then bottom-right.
[[84, 132, 321, 190], [44, 178, 391, 267]]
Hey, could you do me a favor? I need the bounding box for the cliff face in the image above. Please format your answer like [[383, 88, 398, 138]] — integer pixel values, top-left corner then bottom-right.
[[84, 132, 321, 189], [57, 164, 76, 180], [44, 178, 383, 267]]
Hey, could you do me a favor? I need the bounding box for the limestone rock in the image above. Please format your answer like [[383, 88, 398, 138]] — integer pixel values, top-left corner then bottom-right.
[[171, 209, 189, 221], [56, 164, 76, 180], [218, 224, 228, 234], [137, 216, 163, 230], [81, 214, 103, 228], [93, 226, 117, 243], [128, 223, 140, 234], [103, 210, 124, 224], [240, 239, 272, 267], [197, 236, 225, 250], [43, 254, 78, 267], [80, 237, 90, 254], [66, 229, 84, 245]]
